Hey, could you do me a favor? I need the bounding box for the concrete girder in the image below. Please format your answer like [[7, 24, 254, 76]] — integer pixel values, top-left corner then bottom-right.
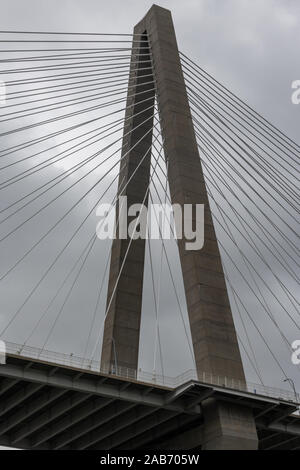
[[265, 435, 300, 450], [0, 382, 43, 418], [73, 403, 147, 450], [0, 386, 67, 435], [11, 391, 91, 444], [0, 362, 200, 414], [0, 377, 18, 397], [49, 398, 116, 449], [258, 420, 300, 437], [117, 413, 199, 450], [266, 406, 297, 425], [79, 405, 159, 450], [32, 397, 113, 447]]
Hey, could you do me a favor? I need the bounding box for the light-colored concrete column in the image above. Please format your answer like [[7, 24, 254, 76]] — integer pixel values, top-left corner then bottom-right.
[[100, 30, 155, 371], [201, 398, 258, 450]]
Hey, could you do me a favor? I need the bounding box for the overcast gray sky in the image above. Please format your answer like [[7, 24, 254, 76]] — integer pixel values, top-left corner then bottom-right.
[[0, 0, 299, 411]]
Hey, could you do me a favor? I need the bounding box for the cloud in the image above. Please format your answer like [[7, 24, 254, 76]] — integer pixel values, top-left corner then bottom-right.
[[0, 0, 299, 395]]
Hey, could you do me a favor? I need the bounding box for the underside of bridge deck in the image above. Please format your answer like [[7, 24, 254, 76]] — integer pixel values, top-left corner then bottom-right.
[[0, 354, 299, 450]]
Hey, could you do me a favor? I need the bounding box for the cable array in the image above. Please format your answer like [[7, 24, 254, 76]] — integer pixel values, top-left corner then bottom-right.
[[0, 30, 298, 391], [179, 53, 300, 384]]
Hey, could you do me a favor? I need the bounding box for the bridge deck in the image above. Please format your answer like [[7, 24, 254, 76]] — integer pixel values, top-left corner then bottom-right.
[[0, 354, 299, 450]]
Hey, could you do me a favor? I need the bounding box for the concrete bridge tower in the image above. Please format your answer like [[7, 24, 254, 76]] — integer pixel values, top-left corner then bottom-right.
[[101, 4, 258, 450]]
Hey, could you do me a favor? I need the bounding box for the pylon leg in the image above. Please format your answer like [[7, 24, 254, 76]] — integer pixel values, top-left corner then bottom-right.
[[100, 31, 155, 372]]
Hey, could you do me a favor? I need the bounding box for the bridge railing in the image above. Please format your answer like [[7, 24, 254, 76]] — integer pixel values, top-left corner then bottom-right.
[[4, 340, 299, 404]]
